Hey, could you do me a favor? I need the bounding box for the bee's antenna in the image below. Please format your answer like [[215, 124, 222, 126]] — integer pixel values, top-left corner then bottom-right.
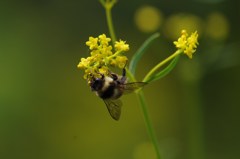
[[122, 67, 126, 77], [120, 61, 128, 83]]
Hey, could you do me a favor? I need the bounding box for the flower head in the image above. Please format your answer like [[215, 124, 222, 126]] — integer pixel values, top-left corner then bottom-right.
[[77, 34, 129, 82], [173, 30, 199, 59]]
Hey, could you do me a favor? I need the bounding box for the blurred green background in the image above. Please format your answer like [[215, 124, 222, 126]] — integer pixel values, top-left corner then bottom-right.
[[1, 0, 240, 159]]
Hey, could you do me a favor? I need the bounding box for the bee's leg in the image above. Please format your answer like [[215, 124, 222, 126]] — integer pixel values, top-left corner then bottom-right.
[[122, 60, 128, 77], [122, 67, 126, 77], [100, 73, 104, 79], [111, 73, 118, 81], [120, 66, 127, 83]]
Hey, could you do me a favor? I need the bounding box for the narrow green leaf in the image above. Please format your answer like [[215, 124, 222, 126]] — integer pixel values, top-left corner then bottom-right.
[[129, 33, 160, 75], [99, 0, 105, 7], [146, 56, 180, 83]]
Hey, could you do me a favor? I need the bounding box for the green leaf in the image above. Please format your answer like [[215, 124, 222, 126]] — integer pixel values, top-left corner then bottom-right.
[[146, 55, 180, 83], [129, 33, 160, 75], [99, 0, 105, 7]]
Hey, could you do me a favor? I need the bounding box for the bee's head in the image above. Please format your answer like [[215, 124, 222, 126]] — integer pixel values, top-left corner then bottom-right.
[[89, 74, 105, 91]]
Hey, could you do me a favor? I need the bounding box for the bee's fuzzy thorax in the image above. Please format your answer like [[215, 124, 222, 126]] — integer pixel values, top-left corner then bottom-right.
[[91, 74, 124, 100], [102, 76, 114, 91]]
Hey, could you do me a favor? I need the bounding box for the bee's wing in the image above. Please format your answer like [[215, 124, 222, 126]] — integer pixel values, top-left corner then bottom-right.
[[104, 99, 122, 121], [123, 82, 147, 94]]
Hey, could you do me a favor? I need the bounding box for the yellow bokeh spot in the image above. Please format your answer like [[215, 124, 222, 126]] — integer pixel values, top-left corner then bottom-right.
[[134, 5, 163, 33], [133, 142, 156, 159], [164, 14, 203, 40], [205, 12, 229, 40]]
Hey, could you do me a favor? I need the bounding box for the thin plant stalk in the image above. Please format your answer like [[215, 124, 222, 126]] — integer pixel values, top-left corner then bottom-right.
[[103, 2, 162, 158], [126, 68, 162, 159], [103, 0, 117, 44], [137, 91, 162, 159]]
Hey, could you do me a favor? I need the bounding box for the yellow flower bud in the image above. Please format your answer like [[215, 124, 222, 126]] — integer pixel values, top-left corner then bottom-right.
[[114, 40, 129, 51]]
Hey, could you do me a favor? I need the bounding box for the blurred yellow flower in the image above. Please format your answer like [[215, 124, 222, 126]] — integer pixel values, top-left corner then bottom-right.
[[134, 5, 163, 33], [205, 12, 229, 40], [174, 30, 199, 59]]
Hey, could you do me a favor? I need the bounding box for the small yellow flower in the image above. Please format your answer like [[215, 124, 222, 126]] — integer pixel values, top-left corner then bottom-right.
[[90, 49, 100, 56], [110, 59, 117, 66], [99, 45, 113, 56], [173, 36, 187, 50], [99, 66, 109, 75], [99, 34, 111, 46], [116, 56, 128, 68], [184, 45, 196, 59], [115, 40, 129, 51], [173, 30, 199, 59], [187, 31, 199, 48], [86, 37, 99, 50], [77, 58, 89, 69]]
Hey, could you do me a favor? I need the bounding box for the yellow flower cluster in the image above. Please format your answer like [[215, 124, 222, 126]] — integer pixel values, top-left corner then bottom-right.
[[173, 30, 199, 59], [77, 34, 129, 80]]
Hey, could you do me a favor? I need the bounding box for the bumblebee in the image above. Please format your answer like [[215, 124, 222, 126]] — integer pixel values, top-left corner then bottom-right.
[[89, 67, 147, 120]]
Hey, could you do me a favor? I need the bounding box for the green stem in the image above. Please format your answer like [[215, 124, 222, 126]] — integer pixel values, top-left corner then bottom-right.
[[136, 91, 162, 159], [126, 69, 161, 159], [143, 49, 183, 82], [108, 50, 122, 59], [105, 3, 117, 44]]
